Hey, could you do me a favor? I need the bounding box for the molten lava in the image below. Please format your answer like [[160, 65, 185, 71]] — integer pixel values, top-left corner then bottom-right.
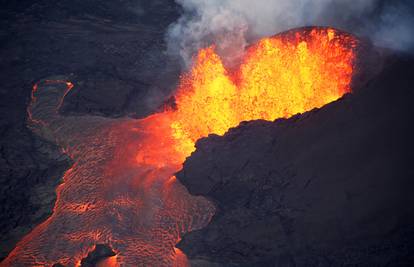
[[171, 27, 356, 157], [2, 27, 357, 267]]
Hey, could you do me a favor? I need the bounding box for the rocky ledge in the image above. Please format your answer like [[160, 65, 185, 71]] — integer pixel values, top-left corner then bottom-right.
[[176, 54, 414, 266]]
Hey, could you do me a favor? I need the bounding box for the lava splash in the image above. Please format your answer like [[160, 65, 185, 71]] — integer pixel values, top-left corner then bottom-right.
[[2, 27, 357, 266]]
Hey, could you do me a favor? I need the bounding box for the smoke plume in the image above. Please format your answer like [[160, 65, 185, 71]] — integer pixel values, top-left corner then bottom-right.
[[167, 0, 414, 67]]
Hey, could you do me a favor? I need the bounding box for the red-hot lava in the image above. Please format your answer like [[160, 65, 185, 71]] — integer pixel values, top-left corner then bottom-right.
[[2, 27, 357, 266]]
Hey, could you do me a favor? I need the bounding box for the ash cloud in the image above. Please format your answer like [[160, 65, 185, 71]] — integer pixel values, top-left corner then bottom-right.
[[167, 0, 414, 67]]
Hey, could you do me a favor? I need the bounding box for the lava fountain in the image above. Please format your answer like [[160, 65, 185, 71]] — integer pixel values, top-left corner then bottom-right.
[[2, 27, 357, 266]]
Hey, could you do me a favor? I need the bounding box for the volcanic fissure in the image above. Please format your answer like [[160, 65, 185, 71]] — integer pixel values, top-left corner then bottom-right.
[[3, 27, 357, 266]]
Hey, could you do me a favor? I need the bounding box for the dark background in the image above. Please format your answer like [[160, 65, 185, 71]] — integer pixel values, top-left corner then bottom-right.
[[1, 0, 414, 265]]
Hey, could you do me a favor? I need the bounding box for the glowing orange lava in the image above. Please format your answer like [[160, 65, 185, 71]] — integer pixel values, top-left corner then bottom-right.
[[2, 27, 357, 267], [170, 27, 356, 157]]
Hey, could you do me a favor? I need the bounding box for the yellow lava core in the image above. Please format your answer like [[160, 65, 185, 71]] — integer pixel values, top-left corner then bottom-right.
[[170, 28, 357, 157]]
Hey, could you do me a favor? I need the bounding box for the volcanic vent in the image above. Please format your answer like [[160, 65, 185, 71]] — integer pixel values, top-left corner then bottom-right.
[[2, 27, 358, 266]]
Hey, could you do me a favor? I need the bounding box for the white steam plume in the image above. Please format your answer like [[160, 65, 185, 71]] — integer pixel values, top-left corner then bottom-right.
[[167, 0, 414, 67]]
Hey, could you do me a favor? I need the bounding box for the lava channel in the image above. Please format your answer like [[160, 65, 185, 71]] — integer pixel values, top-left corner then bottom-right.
[[2, 27, 357, 267]]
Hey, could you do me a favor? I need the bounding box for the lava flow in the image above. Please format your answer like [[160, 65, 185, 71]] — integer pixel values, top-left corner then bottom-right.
[[2, 27, 357, 267]]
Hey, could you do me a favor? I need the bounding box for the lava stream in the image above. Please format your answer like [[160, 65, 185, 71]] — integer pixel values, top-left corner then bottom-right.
[[2, 27, 357, 267]]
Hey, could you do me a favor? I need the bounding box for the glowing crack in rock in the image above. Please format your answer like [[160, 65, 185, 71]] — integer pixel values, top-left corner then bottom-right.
[[2, 27, 357, 266]]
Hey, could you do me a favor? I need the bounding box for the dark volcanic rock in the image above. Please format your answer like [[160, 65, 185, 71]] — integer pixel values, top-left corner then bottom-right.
[[1, 0, 181, 118], [176, 54, 414, 266], [0, 127, 71, 259]]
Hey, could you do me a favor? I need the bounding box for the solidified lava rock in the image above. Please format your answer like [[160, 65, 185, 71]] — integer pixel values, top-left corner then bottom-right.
[[176, 54, 414, 266], [0, 132, 71, 260]]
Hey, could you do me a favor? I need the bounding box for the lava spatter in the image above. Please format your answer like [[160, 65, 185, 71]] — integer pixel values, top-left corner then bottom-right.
[[171, 27, 356, 156], [2, 27, 357, 266]]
